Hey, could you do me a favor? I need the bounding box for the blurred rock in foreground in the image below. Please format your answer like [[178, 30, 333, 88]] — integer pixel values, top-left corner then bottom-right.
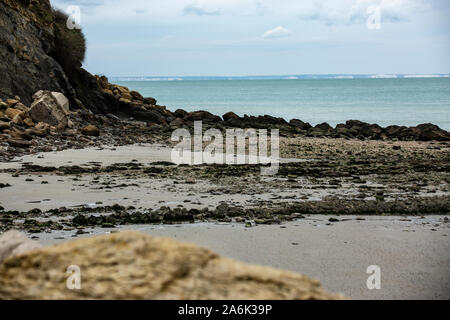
[[0, 231, 342, 300], [0, 230, 41, 264]]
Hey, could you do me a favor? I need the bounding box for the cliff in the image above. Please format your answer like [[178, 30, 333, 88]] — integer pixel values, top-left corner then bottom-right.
[[0, 0, 167, 122]]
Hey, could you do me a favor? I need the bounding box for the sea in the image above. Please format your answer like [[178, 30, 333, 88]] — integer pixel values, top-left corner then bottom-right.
[[114, 75, 450, 130]]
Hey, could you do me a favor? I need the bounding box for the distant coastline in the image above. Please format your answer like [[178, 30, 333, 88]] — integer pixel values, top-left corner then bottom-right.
[[110, 74, 450, 82]]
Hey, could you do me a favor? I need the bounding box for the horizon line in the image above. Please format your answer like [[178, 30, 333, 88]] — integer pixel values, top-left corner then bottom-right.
[[109, 74, 450, 81]]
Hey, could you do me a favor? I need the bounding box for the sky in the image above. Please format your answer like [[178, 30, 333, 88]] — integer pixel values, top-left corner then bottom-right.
[[51, 0, 450, 77]]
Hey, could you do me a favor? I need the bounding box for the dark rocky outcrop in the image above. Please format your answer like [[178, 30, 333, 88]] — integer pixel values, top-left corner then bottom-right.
[[0, 0, 161, 121]]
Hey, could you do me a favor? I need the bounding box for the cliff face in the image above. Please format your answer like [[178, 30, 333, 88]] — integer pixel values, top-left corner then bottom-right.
[[0, 0, 71, 105], [0, 0, 128, 115]]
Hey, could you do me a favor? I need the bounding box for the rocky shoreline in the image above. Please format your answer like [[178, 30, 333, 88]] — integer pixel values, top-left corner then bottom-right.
[[1, 137, 448, 235], [1, 85, 449, 163], [0, 0, 449, 300]]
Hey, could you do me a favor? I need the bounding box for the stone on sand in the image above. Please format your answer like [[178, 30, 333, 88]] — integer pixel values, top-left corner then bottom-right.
[[29, 91, 69, 128], [80, 125, 100, 137]]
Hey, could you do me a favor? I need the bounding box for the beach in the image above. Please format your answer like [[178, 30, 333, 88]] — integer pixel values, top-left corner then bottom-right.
[[34, 217, 450, 300], [0, 139, 449, 299], [1, 0, 450, 303]]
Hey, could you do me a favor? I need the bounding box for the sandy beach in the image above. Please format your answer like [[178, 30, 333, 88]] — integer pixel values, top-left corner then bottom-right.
[[1, 0, 449, 303], [31, 216, 450, 300], [1, 141, 449, 299]]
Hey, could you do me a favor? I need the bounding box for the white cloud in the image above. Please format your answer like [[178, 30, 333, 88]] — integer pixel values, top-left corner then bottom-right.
[[296, 0, 432, 26], [50, 0, 433, 24], [262, 26, 293, 39], [183, 4, 220, 16]]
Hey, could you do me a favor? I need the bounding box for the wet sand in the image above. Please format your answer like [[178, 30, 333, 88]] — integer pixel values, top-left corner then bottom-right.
[[1, 140, 449, 300], [35, 216, 450, 300]]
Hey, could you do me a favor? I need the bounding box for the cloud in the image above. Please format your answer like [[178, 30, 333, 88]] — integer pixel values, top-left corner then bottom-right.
[[296, 0, 431, 26], [183, 4, 220, 16], [262, 26, 292, 39]]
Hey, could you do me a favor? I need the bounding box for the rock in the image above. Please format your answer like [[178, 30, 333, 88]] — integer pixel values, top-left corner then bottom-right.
[[32, 90, 45, 100], [121, 92, 133, 101], [50, 92, 70, 114], [96, 75, 110, 89], [0, 231, 41, 264], [13, 103, 29, 113], [106, 113, 120, 121], [102, 89, 114, 96], [80, 125, 100, 137], [7, 138, 31, 148], [0, 101, 7, 110], [0, 231, 341, 300], [113, 85, 133, 100], [0, 121, 10, 131], [114, 85, 130, 96], [0, 111, 3, 118], [6, 99, 19, 106], [130, 108, 167, 124], [185, 111, 222, 123], [29, 92, 69, 128], [11, 114, 24, 125], [0, 0, 123, 115], [169, 118, 185, 127], [130, 91, 144, 101], [5, 108, 23, 120], [143, 97, 157, 105], [10, 127, 32, 140], [35, 122, 50, 134], [315, 122, 333, 131], [119, 98, 132, 105], [31, 91, 70, 115], [174, 109, 188, 118], [415, 123, 450, 141], [25, 128, 46, 137], [290, 119, 312, 130], [222, 111, 240, 122]]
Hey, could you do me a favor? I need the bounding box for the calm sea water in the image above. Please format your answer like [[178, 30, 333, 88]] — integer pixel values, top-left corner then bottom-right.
[[116, 78, 450, 130]]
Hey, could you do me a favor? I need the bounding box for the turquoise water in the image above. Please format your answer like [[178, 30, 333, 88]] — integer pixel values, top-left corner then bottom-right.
[[116, 78, 450, 130]]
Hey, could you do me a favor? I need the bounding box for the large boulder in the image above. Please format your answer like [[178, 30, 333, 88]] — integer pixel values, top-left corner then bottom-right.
[[185, 111, 222, 123], [290, 119, 312, 130], [29, 91, 69, 128], [222, 111, 240, 122], [414, 123, 450, 141], [80, 125, 100, 137], [4, 108, 23, 120], [0, 231, 342, 300], [51, 92, 70, 114], [174, 109, 188, 119]]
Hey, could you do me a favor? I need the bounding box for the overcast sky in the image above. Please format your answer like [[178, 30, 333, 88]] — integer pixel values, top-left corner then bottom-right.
[[51, 0, 450, 77]]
